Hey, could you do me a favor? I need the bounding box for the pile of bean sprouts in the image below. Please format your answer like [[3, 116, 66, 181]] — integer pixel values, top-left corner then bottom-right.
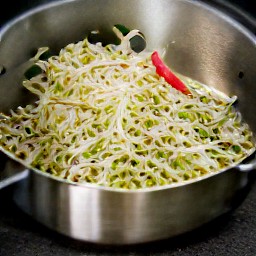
[[0, 29, 255, 189]]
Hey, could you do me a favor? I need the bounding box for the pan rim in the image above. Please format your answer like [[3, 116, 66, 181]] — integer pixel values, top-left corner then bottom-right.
[[1, 145, 255, 193], [0, 0, 255, 41], [0, 0, 255, 193]]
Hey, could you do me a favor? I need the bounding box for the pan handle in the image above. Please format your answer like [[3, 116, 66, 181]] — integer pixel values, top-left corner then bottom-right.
[[0, 153, 29, 190], [0, 169, 29, 190], [236, 157, 256, 173]]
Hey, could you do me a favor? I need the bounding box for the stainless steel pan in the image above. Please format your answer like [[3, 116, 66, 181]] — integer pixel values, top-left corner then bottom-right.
[[0, 0, 256, 245]]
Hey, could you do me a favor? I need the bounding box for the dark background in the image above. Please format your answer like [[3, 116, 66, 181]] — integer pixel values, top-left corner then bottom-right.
[[0, 1, 256, 255]]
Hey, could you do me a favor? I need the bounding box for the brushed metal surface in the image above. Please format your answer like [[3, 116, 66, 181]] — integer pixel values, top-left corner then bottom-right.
[[13, 168, 249, 244], [0, 0, 255, 244]]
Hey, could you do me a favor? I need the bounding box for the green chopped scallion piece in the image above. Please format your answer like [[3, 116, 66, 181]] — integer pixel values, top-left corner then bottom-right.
[[24, 65, 42, 79]]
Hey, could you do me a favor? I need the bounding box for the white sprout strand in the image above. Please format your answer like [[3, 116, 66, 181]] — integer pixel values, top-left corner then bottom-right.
[[0, 30, 255, 189]]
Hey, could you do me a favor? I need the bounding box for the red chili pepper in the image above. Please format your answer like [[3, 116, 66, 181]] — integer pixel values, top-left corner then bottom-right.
[[151, 51, 191, 95]]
